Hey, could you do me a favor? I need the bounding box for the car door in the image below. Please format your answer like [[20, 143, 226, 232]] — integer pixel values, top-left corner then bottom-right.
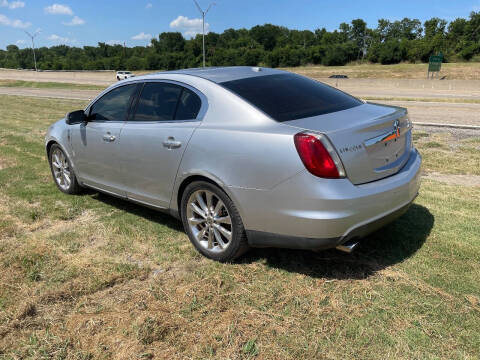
[[69, 83, 139, 195], [118, 81, 204, 208]]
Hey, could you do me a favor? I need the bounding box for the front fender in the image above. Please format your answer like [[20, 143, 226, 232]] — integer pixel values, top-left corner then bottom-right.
[[45, 118, 80, 178]]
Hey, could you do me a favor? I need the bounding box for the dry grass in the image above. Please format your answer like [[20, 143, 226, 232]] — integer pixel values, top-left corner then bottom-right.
[[0, 95, 479, 359], [283, 62, 480, 80]]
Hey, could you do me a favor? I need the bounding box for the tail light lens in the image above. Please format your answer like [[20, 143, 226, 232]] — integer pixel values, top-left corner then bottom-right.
[[294, 132, 346, 179]]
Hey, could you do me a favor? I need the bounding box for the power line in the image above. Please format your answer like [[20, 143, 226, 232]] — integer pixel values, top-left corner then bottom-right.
[[193, 0, 215, 68]]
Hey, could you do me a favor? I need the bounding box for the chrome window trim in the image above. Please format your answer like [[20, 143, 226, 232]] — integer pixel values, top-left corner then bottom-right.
[[125, 119, 201, 125]]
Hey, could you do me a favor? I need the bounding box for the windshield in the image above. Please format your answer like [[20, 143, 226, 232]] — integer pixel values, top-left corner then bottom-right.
[[220, 73, 362, 122]]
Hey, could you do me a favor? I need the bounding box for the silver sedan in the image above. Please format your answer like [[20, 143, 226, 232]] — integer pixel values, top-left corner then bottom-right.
[[45, 67, 422, 262]]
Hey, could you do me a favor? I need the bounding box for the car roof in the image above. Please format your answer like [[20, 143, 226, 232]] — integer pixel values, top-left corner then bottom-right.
[[150, 66, 286, 84]]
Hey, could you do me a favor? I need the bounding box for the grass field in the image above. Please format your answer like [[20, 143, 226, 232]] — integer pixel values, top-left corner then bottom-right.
[[284, 62, 480, 80], [0, 95, 479, 359]]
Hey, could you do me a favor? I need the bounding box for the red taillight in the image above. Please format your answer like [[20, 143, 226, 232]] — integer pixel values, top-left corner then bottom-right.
[[294, 132, 342, 179]]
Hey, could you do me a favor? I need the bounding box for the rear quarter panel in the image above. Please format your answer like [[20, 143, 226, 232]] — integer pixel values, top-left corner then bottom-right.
[[170, 78, 305, 216]]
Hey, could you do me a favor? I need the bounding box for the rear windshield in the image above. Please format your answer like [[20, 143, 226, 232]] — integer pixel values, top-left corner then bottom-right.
[[221, 73, 362, 122]]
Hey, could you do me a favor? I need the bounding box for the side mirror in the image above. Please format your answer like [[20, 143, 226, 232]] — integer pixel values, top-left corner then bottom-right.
[[66, 110, 87, 125]]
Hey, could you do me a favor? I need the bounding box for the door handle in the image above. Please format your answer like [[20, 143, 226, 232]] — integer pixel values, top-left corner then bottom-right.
[[162, 137, 182, 149], [102, 133, 116, 142]]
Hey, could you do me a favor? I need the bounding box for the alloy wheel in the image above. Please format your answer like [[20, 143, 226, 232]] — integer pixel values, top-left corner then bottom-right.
[[186, 189, 232, 253], [51, 148, 72, 191]]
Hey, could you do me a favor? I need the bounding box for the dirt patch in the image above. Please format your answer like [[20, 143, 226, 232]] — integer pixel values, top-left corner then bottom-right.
[[0, 157, 16, 170], [423, 172, 480, 187]]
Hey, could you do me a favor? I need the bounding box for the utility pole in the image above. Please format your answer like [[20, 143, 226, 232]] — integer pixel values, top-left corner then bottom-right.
[[193, 0, 215, 67], [24, 30, 40, 71]]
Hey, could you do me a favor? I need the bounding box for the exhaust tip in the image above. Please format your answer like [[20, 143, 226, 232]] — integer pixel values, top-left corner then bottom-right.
[[336, 240, 359, 254]]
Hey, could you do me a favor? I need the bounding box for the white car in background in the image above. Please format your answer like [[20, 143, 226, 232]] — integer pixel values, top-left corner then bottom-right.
[[116, 71, 135, 81]]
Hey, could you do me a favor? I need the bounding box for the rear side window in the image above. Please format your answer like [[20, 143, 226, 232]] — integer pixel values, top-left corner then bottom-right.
[[175, 88, 202, 120], [132, 82, 202, 121], [221, 73, 362, 122], [89, 84, 137, 121], [133, 83, 182, 121]]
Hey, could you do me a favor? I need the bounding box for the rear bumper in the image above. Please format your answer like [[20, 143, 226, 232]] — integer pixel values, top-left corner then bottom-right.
[[246, 199, 414, 250], [229, 148, 422, 250]]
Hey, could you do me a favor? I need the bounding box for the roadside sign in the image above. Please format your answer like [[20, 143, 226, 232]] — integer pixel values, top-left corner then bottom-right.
[[427, 54, 443, 79]]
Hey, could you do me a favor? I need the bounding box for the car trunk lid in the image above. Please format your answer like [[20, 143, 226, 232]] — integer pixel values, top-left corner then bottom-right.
[[283, 102, 412, 185]]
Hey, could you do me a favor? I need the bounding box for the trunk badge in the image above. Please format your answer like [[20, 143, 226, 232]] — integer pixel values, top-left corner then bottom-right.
[[381, 119, 401, 143], [364, 119, 404, 147]]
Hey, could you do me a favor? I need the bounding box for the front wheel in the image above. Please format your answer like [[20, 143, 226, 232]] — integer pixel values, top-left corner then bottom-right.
[[48, 144, 81, 194], [181, 181, 249, 262]]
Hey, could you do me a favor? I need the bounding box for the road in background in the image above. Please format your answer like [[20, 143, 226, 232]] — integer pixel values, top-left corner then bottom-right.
[[322, 78, 480, 101], [0, 87, 99, 100], [1, 69, 480, 99], [373, 101, 480, 127], [1, 69, 479, 126], [0, 69, 114, 85]]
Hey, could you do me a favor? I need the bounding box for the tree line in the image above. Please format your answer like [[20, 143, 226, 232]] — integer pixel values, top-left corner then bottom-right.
[[1, 12, 480, 71]]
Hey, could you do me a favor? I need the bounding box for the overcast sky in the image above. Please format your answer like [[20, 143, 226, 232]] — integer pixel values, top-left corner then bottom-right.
[[1, 0, 479, 49]]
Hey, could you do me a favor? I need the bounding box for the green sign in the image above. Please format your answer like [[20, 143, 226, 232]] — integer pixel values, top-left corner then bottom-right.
[[428, 54, 443, 72]]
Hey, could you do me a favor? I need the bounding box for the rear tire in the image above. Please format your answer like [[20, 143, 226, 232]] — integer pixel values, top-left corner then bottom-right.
[[48, 144, 82, 195], [181, 181, 249, 262]]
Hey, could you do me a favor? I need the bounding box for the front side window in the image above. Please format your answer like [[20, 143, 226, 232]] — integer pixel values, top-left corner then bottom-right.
[[221, 73, 362, 122], [132, 82, 202, 121], [89, 84, 137, 121]]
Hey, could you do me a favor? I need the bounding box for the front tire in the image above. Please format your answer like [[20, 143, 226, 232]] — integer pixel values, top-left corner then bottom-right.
[[181, 181, 249, 262], [48, 144, 81, 194]]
